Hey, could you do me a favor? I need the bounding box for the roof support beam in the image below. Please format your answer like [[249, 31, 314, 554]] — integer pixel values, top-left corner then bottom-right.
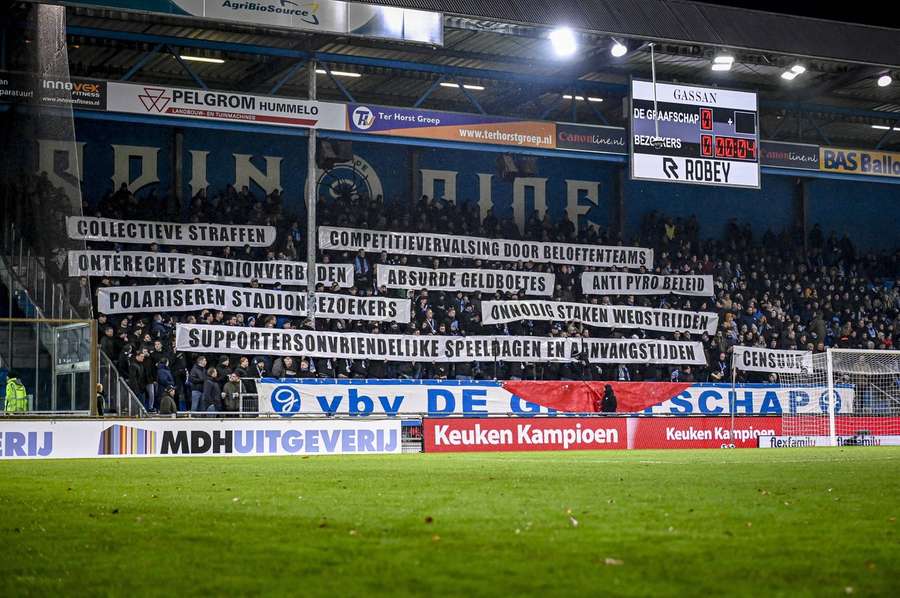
[[167, 45, 207, 90], [120, 42, 163, 81], [269, 60, 306, 95], [320, 62, 356, 103]]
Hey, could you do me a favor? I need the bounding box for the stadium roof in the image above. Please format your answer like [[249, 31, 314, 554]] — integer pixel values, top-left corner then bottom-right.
[[9, 1, 900, 150], [365, 0, 900, 68]]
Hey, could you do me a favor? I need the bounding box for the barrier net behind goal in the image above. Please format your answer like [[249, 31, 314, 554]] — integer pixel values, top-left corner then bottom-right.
[[779, 349, 900, 446]]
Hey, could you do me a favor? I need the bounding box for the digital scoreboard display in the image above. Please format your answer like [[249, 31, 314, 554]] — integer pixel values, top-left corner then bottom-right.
[[630, 79, 760, 188]]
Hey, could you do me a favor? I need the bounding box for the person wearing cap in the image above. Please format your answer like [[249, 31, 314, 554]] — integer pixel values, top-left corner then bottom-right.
[[159, 385, 178, 416], [222, 372, 242, 413]]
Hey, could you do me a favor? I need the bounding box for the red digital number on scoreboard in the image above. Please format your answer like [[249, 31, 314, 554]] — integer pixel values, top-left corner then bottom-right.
[[701, 134, 713, 157], [714, 136, 757, 160], [700, 108, 713, 131]]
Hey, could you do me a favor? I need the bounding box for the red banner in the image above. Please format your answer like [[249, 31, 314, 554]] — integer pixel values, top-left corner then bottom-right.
[[627, 417, 782, 449], [501, 381, 692, 413], [424, 417, 627, 453], [784, 416, 900, 436]]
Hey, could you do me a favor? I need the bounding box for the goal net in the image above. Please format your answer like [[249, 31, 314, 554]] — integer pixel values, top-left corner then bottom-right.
[[778, 349, 900, 447]]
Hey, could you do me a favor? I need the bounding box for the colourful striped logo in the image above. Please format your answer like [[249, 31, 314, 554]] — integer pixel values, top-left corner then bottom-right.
[[97, 424, 157, 456]]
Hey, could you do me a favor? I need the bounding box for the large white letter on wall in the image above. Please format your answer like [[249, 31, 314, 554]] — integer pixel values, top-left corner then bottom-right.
[[420, 169, 457, 202], [233, 154, 283, 195], [512, 177, 548, 233], [37, 139, 85, 201], [565, 179, 600, 229], [111, 144, 160, 194], [189, 150, 210, 199]]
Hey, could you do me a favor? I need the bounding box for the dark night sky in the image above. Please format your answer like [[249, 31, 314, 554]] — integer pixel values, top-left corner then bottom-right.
[[691, 1, 898, 28]]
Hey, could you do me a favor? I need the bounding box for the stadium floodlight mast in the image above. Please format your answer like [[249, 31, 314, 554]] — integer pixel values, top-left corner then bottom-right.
[[549, 27, 577, 57]]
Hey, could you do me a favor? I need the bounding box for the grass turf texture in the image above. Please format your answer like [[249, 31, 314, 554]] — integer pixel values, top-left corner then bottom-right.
[[1, 448, 898, 597]]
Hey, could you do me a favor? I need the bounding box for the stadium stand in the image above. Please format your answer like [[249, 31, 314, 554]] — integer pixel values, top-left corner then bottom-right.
[[7, 168, 896, 413]]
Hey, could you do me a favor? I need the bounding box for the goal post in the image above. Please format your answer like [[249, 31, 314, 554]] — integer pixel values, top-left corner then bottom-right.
[[778, 348, 900, 447]]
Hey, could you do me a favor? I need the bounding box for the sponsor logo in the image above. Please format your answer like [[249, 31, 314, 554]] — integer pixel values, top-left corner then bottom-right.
[[138, 87, 171, 113], [0, 431, 53, 457], [761, 434, 900, 448], [41, 79, 102, 94], [98, 424, 157, 455], [663, 425, 775, 443], [219, 1, 320, 26], [425, 418, 626, 452], [352, 106, 375, 130], [432, 422, 619, 450], [159, 427, 398, 454], [271, 385, 302, 415]]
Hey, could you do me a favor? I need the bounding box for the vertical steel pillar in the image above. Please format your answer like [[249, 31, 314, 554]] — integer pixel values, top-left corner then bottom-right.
[[306, 60, 318, 326]]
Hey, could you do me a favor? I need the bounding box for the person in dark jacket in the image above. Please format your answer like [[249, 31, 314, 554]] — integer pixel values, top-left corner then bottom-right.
[[601, 384, 618, 413], [156, 358, 175, 398], [159, 385, 178, 416], [128, 352, 149, 408], [202, 367, 222, 414], [188, 356, 208, 412]]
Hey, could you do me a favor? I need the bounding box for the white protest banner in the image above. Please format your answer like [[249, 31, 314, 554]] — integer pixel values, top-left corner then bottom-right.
[[66, 216, 276, 247], [175, 323, 706, 364], [320, 226, 653, 269], [97, 284, 411, 322], [68, 250, 353, 286], [732, 346, 813, 374], [106, 81, 347, 131], [376, 264, 554, 296], [481, 300, 718, 335], [582, 272, 714, 296]]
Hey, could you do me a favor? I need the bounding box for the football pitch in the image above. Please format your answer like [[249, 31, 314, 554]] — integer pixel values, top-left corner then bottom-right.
[[1, 448, 898, 597]]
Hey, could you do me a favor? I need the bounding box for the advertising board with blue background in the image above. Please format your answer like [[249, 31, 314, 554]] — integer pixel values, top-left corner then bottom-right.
[[256, 379, 856, 417]]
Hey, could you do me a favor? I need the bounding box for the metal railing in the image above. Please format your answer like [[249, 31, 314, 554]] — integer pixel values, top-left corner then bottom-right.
[[1, 222, 146, 417]]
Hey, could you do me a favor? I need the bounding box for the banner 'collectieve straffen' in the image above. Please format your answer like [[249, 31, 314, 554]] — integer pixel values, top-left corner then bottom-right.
[[68, 251, 354, 286], [582, 272, 714, 296], [320, 226, 653, 269], [98, 284, 411, 322], [376, 265, 554, 296], [175, 324, 706, 364], [66, 216, 277, 247], [732, 346, 813, 374], [480, 300, 718, 334]]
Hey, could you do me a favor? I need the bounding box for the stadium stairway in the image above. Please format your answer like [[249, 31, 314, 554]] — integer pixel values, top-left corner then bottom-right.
[[0, 223, 145, 416]]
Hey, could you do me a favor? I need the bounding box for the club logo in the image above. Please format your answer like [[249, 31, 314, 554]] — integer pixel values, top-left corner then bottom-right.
[[317, 155, 384, 203], [352, 106, 376, 130], [138, 87, 171, 113], [271, 385, 302, 415]]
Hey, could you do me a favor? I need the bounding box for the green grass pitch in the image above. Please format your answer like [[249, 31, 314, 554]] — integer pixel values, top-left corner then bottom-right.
[[1, 448, 898, 596]]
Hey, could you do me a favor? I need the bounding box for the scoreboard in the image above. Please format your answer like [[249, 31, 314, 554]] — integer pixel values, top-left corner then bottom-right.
[[630, 79, 760, 189]]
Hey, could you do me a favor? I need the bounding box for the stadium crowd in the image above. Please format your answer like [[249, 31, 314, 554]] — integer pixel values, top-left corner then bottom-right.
[[7, 172, 900, 412]]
